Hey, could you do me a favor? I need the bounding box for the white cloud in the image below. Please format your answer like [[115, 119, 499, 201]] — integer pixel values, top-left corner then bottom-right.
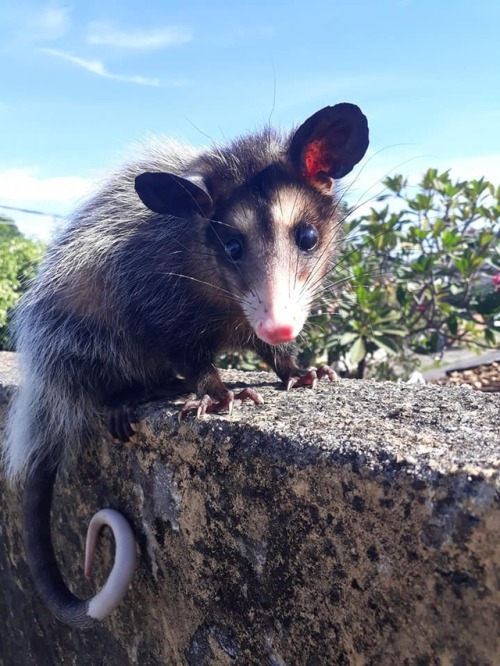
[[40, 48, 161, 86], [0, 168, 92, 241], [5, 4, 72, 44], [0, 168, 91, 204], [87, 23, 193, 49]]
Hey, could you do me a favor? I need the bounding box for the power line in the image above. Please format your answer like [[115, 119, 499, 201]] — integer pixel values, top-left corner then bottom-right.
[[0, 204, 63, 218]]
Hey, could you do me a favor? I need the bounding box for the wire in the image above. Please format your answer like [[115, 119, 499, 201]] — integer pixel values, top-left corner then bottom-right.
[[0, 204, 63, 218]]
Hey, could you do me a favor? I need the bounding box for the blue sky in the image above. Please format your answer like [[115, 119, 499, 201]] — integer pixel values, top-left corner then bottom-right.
[[1, 0, 499, 240]]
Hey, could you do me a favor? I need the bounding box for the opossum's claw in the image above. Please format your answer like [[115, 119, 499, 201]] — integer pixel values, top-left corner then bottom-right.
[[316, 365, 338, 382], [233, 387, 264, 406], [198, 393, 222, 418], [286, 365, 338, 390], [179, 393, 225, 420], [108, 405, 138, 442], [179, 388, 263, 420]]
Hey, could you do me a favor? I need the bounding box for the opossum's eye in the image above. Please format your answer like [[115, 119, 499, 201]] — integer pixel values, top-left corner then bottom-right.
[[224, 238, 244, 262], [294, 223, 318, 252]]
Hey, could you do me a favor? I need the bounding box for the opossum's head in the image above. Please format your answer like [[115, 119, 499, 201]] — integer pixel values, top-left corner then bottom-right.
[[135, 103, 368, 346]]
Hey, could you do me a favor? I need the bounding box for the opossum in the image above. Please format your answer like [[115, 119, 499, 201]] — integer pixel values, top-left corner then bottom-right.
[[3, 103, 369, 628]]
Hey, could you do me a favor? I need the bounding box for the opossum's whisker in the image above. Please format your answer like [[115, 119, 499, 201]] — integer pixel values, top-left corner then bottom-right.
[[160, 240, 248, 300], [336, 154, 423, 224], [312, 270, 382, 300], [328, 228, 392, 274], [157, 272, 243, 304], [276, 185, 301, 298], [334, 144, 409, 206], [304, 260, 338, 300], [291, 188, 303, 294], [300, 226, 336, 297], [165, 178, 208, 218], [184, 117, 227, 164], [267, 65, 277, 127], [320, 263, 383, 289]]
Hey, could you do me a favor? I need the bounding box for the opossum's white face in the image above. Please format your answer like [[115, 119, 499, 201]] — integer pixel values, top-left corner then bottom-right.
[[212, 182, 339, 346], [134, 103, 369, 348]]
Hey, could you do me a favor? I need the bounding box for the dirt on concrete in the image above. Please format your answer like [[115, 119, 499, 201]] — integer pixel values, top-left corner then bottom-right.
[[0, 352, 499, 666]]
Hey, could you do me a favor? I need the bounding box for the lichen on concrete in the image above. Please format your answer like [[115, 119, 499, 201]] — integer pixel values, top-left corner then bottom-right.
[[0, 352, 498, 665]]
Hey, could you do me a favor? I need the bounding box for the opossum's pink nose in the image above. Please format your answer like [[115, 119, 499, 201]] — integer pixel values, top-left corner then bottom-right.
[[256, 320, 297, 345]]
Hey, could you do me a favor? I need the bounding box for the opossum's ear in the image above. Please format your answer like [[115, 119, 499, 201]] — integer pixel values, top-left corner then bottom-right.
[[289, 103, 369, 190], [134, 172, 213, 217]]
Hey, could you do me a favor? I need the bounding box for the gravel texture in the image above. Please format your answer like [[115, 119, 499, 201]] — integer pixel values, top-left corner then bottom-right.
[[0, 352, 499, 665]]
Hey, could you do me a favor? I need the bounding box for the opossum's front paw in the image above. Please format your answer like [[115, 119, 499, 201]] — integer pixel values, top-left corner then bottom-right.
[[179, 388, 263, 420], [108, 405, 139, 443], [285, 365, 338, 391]]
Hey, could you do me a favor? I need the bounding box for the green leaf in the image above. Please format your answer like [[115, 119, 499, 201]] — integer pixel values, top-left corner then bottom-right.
[[396, 285, 407, 306], [447, 314, 458, 336], [339, 332, 359, 345], [441, 229, 461, 249], [349, 337, 366, 364], [484, 328, 496, 346], [377, 327, 408, 336], [371, 335, 400, 355]]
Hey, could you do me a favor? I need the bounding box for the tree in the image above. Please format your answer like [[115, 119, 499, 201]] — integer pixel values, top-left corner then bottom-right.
[[307, 169, 500, 378], [0, 218, 45, 350]]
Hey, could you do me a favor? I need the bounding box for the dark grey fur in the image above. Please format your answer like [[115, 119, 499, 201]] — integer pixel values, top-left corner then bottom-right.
[[2, 104, 369, 627]]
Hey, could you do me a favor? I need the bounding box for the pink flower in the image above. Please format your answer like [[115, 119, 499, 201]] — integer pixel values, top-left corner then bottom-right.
[[493, 274, 500, 291]]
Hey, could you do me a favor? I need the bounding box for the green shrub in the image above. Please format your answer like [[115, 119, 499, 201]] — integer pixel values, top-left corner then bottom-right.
[[309, 169, 500, 378], [0, 219, 45, 350]]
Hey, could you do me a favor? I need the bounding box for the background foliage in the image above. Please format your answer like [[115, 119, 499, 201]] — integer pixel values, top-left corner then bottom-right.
[[0, 218, 44, 350], [1, 170, 499, 380], [302, 169, 500, 379]]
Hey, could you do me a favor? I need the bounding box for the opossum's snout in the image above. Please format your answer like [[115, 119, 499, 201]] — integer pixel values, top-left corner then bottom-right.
[[256, 319, 297, 346], [244, 280, 309, 346]]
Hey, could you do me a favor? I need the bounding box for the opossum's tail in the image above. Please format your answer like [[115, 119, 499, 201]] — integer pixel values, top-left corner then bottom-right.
[[23, 455, 136, 629], [4, 375, 136, 628]]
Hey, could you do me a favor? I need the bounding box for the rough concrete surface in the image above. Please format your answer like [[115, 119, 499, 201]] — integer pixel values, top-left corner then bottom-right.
[[0, 351, 499, 666]]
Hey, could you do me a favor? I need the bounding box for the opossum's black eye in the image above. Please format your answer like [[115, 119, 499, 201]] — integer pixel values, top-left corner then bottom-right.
[[294, 223, 318, 252], [224, 238, 244, 262]]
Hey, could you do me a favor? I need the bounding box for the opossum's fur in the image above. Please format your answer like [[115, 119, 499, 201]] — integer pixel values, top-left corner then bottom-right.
[[4, 102, 371, 490], [2, 129, 306, 481], [2, 104, 369, 628]]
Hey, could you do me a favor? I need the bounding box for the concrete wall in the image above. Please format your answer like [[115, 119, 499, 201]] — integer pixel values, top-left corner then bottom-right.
[[0, 352, 499, 665]]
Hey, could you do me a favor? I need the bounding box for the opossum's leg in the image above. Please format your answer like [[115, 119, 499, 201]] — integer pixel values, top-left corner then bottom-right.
[[284, 365, 338, 390], [106, 376, 190, 442], [108, 404, 138, 443], [254, 341, 338, 390], [179, 365, 263, 419], [105, 383, 148, 443]]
